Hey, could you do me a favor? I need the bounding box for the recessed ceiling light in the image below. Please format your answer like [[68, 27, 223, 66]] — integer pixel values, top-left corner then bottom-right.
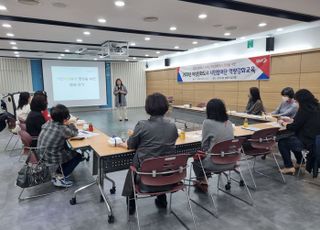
[[15, 55, 20, 57], [114, 1, 125, 7], [17, 0, 40, 6], [83, 31, 91, 35], [64, 49, 70, 52], [58, 56, 62, 59], [51, 2, 67, 8], [240, 36, 246, 40], [133, 57, 137, 60], [0, 5, 7, 11], [14, 51, 19, 54], [192, 41, 198, 45], [12, 46, 18, 49], [144, 37, 150, 41], [277, 28, 283, 32], [125, 59, 129, 62], [10, 41, 16, 45], [174, 46, 179, 49], [94, 58, 98, 61], [258, 22, 267, 27], [198, 14, 207, 19], [145, 54, 149, 57], [224, 32, 231, 36], [170, 26, 177, 31], [143, 16, 159, 22], [156, 51, 160, 54], [76, 39, 83, 42], [6, 33, 14, 37], [130, 42, 136, 46], [97, 18, 106, 23], [60, 54, 65, 56], [99, 56, 104, 59], [2, 23, 11, 28]]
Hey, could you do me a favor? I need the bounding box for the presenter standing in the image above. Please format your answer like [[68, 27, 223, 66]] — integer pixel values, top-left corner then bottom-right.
[[113, 78, 128, 121]]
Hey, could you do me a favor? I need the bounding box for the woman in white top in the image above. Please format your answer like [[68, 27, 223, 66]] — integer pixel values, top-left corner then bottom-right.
[[16, 92, 31, 122]]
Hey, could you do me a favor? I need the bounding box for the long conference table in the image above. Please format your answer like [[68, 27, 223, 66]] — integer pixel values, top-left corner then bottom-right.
[[68, 120, 282, 224], [172, 105, 277, 126]]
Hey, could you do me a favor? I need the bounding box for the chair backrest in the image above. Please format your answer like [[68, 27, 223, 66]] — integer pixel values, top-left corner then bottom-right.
[[249, 127, 280, 150], [138, 154, 189, 186], [18, 129, 32, 147], [19, 122, 26, 131], [210, 139, 244, 165]]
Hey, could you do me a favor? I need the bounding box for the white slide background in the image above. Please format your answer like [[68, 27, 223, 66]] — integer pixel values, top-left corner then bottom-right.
[[42, 60, 106, 107]]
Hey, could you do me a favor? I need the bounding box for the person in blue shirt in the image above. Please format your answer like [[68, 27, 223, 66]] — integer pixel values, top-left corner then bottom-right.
[[272, 87, 298, 118]]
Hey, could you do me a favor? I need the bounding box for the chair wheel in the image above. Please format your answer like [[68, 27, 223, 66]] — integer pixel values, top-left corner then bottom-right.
[[70, 197, 76, 205], [108, 215, 115, 223], [239, 180, 245, 187], [100, 195, 104, 202], [225, 184, 231, 190], [110, 187, 116, 194], [261, 155, 266, 160], [86, 156, 90, 161]]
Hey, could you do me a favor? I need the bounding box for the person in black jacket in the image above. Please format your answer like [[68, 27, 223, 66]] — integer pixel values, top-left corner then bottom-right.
[[278, 89, 320, 175], [26, 94, 48, 147]]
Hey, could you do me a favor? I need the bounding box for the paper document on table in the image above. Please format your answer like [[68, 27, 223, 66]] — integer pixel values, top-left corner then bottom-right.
[[270, 122, 282, 128], [77, 130, 100, 138], [241, 126, 261, 132]]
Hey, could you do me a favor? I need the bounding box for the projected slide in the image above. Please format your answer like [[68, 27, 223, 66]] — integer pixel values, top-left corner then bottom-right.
[[52, 66, 100, 101], [42, 60, 107, 107]]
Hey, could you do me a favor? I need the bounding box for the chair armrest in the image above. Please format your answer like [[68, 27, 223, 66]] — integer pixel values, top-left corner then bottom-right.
[[193, 150, 206, 160]]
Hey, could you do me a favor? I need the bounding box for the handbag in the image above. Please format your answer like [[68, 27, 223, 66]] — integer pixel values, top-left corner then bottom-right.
[[16, 159, 51, 188]]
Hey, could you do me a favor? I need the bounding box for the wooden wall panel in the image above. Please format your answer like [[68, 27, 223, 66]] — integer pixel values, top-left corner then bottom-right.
[[301, 52, 320, 73], [300, 73, 320, 94], [271, 54, 301, 74], [260, 74, 300, 93], [146, 50, 320, 110]]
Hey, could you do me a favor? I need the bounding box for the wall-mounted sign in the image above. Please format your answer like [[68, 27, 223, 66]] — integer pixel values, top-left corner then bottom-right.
[[177, 55, 270, 82]]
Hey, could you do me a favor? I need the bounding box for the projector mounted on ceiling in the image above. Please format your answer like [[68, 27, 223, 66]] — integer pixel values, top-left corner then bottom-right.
[[75, 41, 129, 58]]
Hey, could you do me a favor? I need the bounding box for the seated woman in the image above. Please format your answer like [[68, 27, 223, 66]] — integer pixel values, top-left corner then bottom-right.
[[121, 93, 178, 214], [245, 87, 265, 115], [278, 89, 320, 174], [272, 87, 298, 118], [34, 91, 51, 121], [193, 98, 234, 193], [26, 94, 48, 147], [16, 92, 31, 122], [37, 104, 83, 187]]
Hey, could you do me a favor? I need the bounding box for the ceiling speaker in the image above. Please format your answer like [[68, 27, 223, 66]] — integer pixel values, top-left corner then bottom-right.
[[266, 37, 275, 51], [165, 58, 170, 67]]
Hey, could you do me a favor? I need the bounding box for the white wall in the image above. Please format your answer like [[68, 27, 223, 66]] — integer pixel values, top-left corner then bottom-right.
[[111, 62, 146, 108], [0, 58, 33, 95], [147, 22, 320, 70]]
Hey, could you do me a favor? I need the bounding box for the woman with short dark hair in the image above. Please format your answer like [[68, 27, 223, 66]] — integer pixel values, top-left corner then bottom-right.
[[26, 94, 48, 146], [34, 90, 50, 121], [272, 87, 298, 118], [245, 87, 265, 115], [113, 78, 128, 121], [122, 93, 178, 214], [193, 98, 234, 193], [278, 89, 320, 174]]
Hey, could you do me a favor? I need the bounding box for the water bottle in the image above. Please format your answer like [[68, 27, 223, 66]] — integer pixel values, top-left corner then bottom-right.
[[243, 118, 249, 128]]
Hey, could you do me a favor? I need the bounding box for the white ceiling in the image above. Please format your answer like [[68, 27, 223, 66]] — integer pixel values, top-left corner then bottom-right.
[[0, 0, 318, 61]]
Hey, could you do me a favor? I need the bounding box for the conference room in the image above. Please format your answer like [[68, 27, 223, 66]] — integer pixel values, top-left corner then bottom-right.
[[1, 0, 320, 230]]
